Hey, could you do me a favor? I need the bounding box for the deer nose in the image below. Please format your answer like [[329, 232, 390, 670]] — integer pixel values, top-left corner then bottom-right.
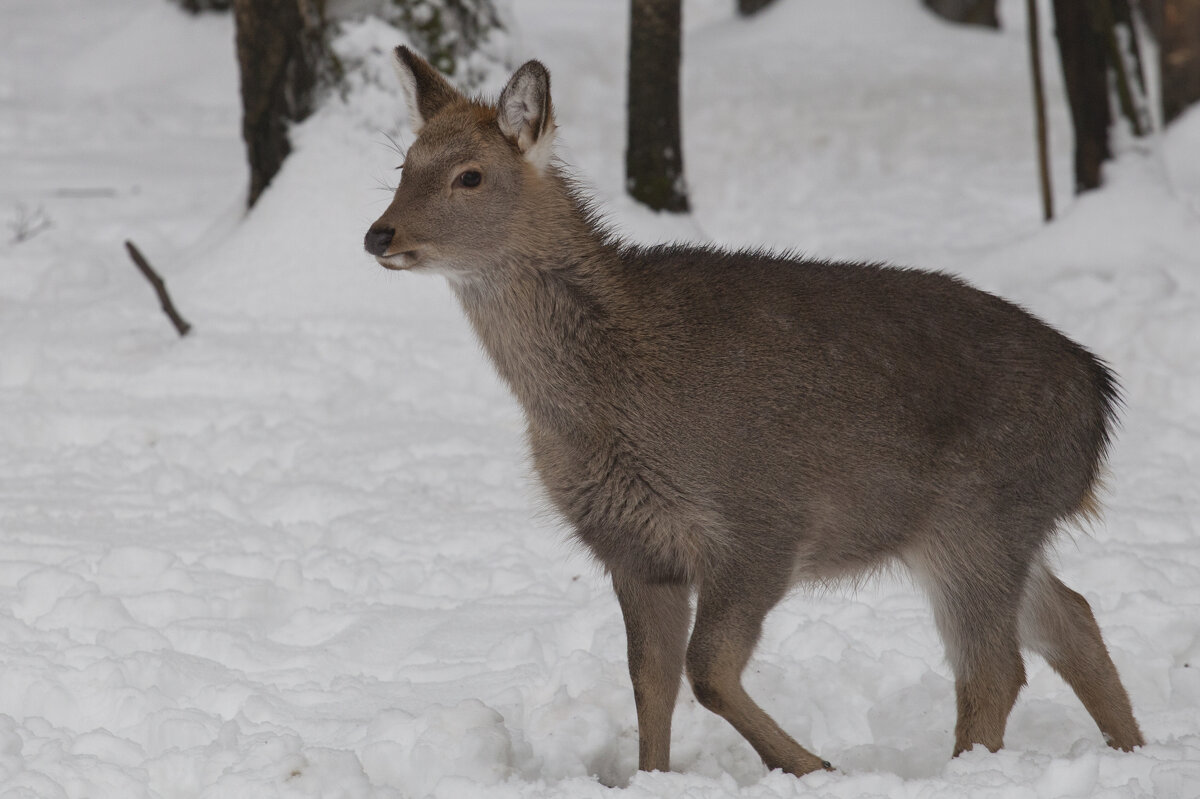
[[364, 225, 394, 256]]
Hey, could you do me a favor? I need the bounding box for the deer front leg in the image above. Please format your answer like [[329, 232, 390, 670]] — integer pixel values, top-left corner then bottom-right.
[[686, 569, 832, 777], [612, 572, 692, 773]]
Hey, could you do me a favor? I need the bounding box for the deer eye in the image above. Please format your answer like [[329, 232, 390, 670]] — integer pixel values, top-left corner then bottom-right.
[[455, 170, 482, 188]]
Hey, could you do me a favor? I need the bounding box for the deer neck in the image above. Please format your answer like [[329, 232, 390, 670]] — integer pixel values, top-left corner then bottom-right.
[[449, 208, 619, 430]]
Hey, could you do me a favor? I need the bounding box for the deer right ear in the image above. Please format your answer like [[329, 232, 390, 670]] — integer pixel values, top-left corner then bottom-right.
[[393, 46, 462, 132], [497, 60, 556, 173]]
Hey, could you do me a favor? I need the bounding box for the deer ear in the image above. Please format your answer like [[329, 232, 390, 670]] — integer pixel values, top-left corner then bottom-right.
[[497, 60, 556, 173], [393, 46, 462, 132]]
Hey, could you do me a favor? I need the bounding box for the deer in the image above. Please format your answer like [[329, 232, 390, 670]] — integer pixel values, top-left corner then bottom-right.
[[363, 47, 1144, 778]]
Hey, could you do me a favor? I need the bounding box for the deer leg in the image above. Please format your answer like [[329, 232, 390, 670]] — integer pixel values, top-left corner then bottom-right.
[[914, 550, 1028, 755], [685, 571, 831, 776], [1019, 559, 1144, 750], [950, 632, 1026, 755], [612, 572, 692, 773]]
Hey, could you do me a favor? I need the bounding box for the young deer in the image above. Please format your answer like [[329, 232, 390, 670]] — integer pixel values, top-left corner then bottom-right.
[[364, 48, 1144, 776]]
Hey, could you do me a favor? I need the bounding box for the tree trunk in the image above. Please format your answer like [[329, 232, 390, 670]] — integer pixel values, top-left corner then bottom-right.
[[232, 0, 326, 208], [1027, 0, 1054, 220], [626, 0, 690, 213], [1144, 0, 1200, 124], [922, 0, 1000, 28], [1053, 0, 1151, 193], [1053, 0, 1112, 192], [1100, 0, 1151, 135]]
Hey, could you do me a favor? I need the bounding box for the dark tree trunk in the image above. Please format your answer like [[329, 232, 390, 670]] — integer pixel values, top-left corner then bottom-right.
[[922, 0, 1000, 28], [1101, 0, 1151, 135], [737, 0, 781, 16], [626, 0, 690, 213], [1053, 0, 1150, 193], [1053, 0, 1112, 192], [1144, 0, 1200, 124], [232, 0, 326, 208]]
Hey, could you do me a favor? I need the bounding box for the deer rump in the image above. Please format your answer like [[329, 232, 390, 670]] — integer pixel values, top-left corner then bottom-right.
[[366, 47, 1142, 778]]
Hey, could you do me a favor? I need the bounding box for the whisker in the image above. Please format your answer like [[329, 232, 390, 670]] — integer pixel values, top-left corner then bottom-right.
[[376, 129, 410, 161], [373, 176, 398, 193]]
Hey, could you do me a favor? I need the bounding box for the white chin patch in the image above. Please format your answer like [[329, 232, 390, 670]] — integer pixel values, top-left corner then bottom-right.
[[376, 252, 417, 271]]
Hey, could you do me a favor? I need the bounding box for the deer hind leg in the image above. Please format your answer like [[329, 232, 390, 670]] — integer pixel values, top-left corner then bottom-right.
[[911, 544, 1029, 755], [685, 568, 831, 776], [612, 572, 692, 773], [1018, 558, 1144, 750]]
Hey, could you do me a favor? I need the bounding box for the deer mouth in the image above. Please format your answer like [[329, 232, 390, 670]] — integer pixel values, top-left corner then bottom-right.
[[377, 250, 419, 271]]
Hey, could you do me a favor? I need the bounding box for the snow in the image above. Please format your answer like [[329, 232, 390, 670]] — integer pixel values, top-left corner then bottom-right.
[[2, 0, 1199, 797]]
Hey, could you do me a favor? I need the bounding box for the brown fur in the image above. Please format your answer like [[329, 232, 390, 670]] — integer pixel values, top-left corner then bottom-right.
[[365, 48, 1144, 776]]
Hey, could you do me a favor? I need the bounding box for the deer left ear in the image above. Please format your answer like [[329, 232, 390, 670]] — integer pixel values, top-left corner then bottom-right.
[[497, 60, 556, 173], [394, 45, 463, 132]]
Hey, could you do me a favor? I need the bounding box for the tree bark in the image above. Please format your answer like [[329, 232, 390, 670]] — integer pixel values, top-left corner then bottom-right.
[[1144, 0, 1200, 124], [922, 0, 1000, 28], [1053, 0, 1151, 193], [232, 0, 325, 208], [1053, 0, 1112, 192], [626, 0, 690, 213], [1100, 0, 1151, 135]]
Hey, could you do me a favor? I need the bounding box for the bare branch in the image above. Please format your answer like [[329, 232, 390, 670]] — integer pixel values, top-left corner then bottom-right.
[[124, 240, 192, 337]]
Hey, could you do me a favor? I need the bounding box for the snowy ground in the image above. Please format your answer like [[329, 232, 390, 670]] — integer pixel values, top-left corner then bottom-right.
[[2, 0, 1199, 796]]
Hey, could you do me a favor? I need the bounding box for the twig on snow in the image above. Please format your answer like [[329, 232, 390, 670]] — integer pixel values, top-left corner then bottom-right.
[[7, 203, 53, 243], [124, 240, 192, 337]]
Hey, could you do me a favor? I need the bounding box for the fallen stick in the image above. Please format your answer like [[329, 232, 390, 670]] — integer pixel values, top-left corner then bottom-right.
[[124, 240, 192, 337]]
